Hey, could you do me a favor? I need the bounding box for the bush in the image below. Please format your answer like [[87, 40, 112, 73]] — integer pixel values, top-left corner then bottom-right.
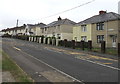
[[2, 33, 11, 38]]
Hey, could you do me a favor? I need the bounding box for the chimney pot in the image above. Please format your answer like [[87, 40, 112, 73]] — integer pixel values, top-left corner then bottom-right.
[[99, 10, 106, 15]]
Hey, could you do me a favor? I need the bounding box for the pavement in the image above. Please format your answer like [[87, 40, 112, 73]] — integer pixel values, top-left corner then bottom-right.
[[2, 71, 15, 82], [2, 38, 120, 83]]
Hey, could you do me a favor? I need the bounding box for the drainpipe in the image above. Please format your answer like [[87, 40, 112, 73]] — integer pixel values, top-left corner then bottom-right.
[[106, 21, 108, 48]]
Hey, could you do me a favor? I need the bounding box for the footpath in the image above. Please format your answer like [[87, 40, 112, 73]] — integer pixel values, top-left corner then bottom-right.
[[43, 44, 118, 60]]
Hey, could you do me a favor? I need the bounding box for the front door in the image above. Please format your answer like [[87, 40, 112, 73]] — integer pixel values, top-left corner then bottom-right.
[[112, 36, 116, 47]]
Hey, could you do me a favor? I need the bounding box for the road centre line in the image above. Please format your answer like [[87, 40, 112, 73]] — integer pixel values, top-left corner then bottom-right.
[[13, 47, 84, 83]]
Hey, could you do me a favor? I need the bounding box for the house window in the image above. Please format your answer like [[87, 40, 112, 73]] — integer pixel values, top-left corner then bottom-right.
[[45, 27, 47, 31], [74, 37, 77, 41], [97, 35, 104, 43], [42, 29, 44, 33], [81, 25, 87, 32], [52, 32, 55, 37], [96, 22, 104, 30], [81, 36, 87, 42], [112, 36, 116, 42]]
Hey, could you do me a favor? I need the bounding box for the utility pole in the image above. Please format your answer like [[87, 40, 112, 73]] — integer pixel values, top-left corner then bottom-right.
[[16, 19, 19, 27]]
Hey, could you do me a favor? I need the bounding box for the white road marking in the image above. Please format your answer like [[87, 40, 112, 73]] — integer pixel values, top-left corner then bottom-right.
[[12, 46, 119, 83], [76, 57, 120, 71], [17, 48, 84, 83]]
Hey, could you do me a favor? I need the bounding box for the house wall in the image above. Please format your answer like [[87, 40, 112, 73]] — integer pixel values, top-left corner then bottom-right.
[[31, 28, 36, 35], [40, 28, 45, 36], [5, 31, 10, 35], [41, 24, 74, 40], [8, 30, 13, 35], [73, 20, 119, 48], [73, 24, 92, 41], [24, 25, 29, 35], [118, 20, 120, 43], [92, 20, 119, 48], [16, 29, 25, 35], [73, 26, 81, 41], [36, 27, 41, 36], [61, 33, 73, 40], [21, 29, 25, 35], [60, 25, 73, 33], [46, 25, 61, 35]]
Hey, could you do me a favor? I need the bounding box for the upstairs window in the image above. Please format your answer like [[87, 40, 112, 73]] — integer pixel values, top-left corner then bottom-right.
[[97, 35, 104, 43], [45, 27, 47, 31], [81, 25, 87, 32], [42, 29, 44, 33], [96, 22, 104, 30]]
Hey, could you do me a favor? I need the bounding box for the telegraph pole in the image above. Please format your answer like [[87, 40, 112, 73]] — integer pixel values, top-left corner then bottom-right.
[[16, 19, 19, 27]]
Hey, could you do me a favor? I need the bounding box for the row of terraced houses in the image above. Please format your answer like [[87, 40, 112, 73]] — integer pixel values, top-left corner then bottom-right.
[[1, 11, 120, 48]]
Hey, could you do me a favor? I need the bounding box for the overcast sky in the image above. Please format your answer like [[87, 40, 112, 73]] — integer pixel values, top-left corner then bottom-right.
[[0, 0, 119, 30]]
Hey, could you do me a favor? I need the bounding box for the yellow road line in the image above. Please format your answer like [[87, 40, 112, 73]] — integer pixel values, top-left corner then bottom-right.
[[94, 61, 113, 65], [103, 63, 113, 64], [89, 55, 118, 62], [46, 47, 118, 62], [13, 47, 21, 51]]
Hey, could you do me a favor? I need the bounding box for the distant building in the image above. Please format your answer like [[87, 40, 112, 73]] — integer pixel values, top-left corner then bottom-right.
[[2, 25, 26, 36], [25, 23, 46, 36], [0, 30, 5, 36]]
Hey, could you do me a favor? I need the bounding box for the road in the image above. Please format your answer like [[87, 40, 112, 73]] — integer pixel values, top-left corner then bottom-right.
[[2, 38, 119, 83]]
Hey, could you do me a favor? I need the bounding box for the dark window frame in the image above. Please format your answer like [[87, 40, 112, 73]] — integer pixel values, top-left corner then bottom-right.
[[97, 35, 104, 43], [96, 22, 104, 30], [81, 25, 87, 32]]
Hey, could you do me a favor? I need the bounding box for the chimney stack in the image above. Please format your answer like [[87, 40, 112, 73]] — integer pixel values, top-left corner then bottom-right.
[[58, 16, 62, 21], [99, 10, 106, 15]]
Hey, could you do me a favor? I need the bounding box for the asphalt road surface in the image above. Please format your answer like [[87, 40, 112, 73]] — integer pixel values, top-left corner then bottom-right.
[[2, 38, 119, 83]]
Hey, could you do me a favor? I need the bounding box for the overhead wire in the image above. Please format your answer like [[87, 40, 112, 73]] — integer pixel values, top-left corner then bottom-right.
[[41, 0, 95, 19], [18, 0, 95, 25]]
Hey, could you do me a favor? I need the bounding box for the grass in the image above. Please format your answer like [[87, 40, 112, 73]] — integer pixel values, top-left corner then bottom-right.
[[92, 48, 117, 56], [1, 50, 34, 83]]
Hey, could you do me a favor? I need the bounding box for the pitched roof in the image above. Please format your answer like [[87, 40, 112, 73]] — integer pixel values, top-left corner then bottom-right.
[[27, 23, 46, 28], [4, 25, 26, 31], [77, 12, 120, 25], [45, 18, 76, 28], [36, 23, 46, 28]]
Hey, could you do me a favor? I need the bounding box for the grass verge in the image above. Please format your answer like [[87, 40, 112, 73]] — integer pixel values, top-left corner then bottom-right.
[[2, 50, 34, 83], [76, 47, 117, 56], [92, 48, 117, 56]]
